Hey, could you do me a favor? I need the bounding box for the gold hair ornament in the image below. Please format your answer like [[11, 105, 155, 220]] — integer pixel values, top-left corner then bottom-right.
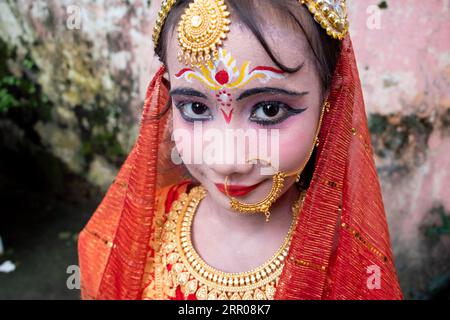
[[152, 0, 177, 48], [224, 101, 329, 222], [300, 0, 349, 40]]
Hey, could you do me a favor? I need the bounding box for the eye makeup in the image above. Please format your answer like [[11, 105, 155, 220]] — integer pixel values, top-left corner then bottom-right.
[[174, 101, 213, 122], [174, 97, 308, 126], [249, 101, 308, 126]]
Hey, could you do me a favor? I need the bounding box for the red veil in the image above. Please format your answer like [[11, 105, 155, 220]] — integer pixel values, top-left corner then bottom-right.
[[78, 36, 403, 300]]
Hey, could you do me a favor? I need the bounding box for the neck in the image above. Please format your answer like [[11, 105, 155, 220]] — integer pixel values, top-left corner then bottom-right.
[[190, 183, 302, 272]]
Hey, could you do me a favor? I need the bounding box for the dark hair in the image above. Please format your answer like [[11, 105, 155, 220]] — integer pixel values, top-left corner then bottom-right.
[[154, 0, 341, 118]]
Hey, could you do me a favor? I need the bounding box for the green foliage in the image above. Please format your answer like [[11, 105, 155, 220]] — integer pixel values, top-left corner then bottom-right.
[[0, 40, 52, 118], [76, 106, 126, 165], [0, 38, 128, 169]]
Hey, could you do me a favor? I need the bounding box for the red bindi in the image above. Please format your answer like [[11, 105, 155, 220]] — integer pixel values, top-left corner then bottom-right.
[[215, 70, 229, 85]]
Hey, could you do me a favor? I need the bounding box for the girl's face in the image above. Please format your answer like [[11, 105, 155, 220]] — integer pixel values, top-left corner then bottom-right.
[[166, 17, 324, 210]]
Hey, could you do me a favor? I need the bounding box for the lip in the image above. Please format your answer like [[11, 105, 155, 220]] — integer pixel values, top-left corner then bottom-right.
[[215, 180, 265, 197]]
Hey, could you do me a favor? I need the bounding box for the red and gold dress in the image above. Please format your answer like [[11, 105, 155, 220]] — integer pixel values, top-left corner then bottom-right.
[[77, 37, 403, 300]]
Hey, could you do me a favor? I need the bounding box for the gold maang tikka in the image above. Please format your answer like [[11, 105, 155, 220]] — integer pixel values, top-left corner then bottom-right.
[[224, 101, 330, 222], [177, 0, 231, 66]]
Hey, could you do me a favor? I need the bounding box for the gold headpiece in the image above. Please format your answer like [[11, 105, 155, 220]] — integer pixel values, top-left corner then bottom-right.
[[152, 0, 348, 65], [152, 0, 177, 48], [300, 0, 349, 40]]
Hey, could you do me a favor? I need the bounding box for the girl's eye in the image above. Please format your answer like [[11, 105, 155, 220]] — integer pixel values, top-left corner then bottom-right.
[[249, 101, 306, 126], [175, 102, 213, 122]]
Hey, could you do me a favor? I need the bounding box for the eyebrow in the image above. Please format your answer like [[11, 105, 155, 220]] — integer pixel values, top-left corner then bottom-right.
[[169, 88, 208, 99], [169, 86, 309, 101], [237, 87, 309, 101]]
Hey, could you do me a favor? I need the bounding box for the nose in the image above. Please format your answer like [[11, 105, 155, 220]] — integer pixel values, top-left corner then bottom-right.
[[208, 161, 253, 178]]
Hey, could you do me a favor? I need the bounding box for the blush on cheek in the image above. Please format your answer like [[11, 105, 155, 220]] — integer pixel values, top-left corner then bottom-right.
[[278, 139, 309, 172], [277, 120, 318, 172]]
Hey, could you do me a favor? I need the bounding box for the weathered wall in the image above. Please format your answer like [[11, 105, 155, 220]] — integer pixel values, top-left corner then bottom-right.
[[0, 0, 448, 298], [0, 0, 160, 189], [349, 0, 450, 298]]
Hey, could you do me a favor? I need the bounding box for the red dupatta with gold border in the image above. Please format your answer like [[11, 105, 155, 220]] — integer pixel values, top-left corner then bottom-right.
[[78, 36, 403, 300]]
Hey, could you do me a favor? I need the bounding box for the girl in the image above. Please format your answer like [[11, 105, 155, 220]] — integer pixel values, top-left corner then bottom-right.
[[78, 0, 403, 300]]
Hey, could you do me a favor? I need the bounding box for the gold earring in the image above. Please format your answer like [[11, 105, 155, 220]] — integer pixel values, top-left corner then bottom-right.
[[295, 101, 327, 182], [226, 101, 329, 222]]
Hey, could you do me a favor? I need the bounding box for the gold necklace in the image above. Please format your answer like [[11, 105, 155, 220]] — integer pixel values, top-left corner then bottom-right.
[[160, 185, 305, 300]]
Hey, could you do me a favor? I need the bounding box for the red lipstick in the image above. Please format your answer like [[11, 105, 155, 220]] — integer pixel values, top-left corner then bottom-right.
[[215, 180, 264, 197]]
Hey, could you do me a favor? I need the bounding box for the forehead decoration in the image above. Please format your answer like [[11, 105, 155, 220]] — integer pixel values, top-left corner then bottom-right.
[[177, 0, 231, 66], [174, 48, 285, 90], [153, 0, 348, 67]]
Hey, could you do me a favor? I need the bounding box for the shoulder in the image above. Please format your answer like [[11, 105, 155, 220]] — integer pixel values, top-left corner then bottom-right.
[[156, 180, 194, 215], [78, 179, 193, 299]]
